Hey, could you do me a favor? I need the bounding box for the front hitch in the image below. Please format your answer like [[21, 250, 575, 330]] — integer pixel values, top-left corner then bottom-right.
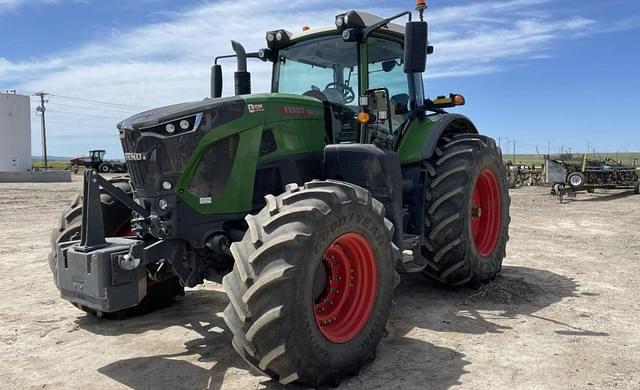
[[55, 170, 182, 313], [76, 169, 149, 253]]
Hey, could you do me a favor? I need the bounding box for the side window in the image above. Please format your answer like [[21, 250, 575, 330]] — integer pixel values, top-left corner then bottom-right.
[[368, 38, 410, 130]]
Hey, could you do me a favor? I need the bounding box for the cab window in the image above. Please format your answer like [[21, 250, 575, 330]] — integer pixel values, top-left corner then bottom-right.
[[367, 38, 410, 130]]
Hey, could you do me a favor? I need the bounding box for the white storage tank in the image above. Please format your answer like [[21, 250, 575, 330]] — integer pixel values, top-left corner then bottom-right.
[[0, 92, 32, 172]]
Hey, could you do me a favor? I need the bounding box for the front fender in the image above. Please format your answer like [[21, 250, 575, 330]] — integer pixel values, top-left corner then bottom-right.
[[396, 113, 478, 164]]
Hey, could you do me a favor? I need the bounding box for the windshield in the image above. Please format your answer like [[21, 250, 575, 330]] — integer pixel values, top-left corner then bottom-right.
[[275, 36, 359, 106]]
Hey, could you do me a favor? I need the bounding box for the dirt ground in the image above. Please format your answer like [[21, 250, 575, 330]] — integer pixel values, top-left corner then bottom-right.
[[1, 176, 639, 390]]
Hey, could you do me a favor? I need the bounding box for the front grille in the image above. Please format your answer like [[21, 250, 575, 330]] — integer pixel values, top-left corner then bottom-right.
[[120, 99, 245, 194]]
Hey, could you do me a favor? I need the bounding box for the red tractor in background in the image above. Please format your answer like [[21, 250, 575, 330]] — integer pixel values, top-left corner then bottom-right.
[[67, 149, 127, 174]]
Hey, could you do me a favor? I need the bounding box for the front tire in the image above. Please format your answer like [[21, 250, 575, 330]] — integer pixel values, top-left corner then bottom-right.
[[421, 134, 510, 286], [223, 181, 399, 387]]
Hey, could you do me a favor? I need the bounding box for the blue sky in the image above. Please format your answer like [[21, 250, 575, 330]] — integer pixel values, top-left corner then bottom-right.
[[1, 0, 639, 158]]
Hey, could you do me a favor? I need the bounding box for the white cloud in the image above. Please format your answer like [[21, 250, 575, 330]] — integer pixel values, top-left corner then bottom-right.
[[0, 0, 614, 156], [0, 0, 60, 13]]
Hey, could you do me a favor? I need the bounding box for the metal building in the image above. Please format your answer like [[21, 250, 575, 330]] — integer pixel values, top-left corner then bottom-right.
[[0, 92, 32, 172]]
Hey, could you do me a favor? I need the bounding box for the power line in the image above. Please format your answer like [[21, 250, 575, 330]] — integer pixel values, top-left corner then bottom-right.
[[47, 101, 136, 115], [47, 111, 119, 132], [48, 93, 151, 110], [48, 109, 127, 121]]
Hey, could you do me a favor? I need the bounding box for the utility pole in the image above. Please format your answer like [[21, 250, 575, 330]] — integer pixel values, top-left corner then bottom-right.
[[512, 140, 516, 163], [35, 92, 49, 169]]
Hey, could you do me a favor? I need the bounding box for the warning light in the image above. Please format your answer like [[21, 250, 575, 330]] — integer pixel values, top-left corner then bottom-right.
[[357, 112, 371, 124], [302, 25, 311, 31]]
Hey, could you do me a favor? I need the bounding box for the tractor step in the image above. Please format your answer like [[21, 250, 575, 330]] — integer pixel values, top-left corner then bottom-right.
[[400, 248, 428, 273]]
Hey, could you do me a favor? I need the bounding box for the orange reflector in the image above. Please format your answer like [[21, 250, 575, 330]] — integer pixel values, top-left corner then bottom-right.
[[453, 94, 465, 105], [357, 112, 370, 124], [302, 25, 311, 31], [417, 0, 426, 6]]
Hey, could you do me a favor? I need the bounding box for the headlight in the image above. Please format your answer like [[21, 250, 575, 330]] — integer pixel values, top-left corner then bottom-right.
[[162, 181, 173, 191], [158, 199, 169, 210], [139, 113, 202, 138], [276, 31, 284, 41]]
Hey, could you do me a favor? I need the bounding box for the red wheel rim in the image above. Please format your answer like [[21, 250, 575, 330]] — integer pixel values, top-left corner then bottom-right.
[[471, 169, 502, 256], [116, 221, 134, 237], [313, 233, 377, 343]]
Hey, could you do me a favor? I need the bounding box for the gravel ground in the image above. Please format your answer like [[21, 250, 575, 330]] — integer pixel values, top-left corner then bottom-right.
[[1, 176, 639, 389]]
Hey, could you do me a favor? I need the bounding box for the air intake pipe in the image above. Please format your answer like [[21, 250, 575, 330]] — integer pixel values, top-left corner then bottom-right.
[[231, 40, 251, 95]]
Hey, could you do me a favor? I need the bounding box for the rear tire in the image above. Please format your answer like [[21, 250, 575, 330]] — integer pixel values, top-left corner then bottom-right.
[[420, 134, 510, 286], [634, 180, 639, 195], [223, 181, 399, 387], [49, 176, 183, 317]]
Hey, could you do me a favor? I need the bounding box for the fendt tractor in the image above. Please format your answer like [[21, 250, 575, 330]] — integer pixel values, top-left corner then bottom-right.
[[50, 2, 510, 387]]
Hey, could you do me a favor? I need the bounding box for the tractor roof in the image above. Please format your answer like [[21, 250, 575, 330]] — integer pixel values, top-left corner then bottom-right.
[[288, 11, 405, 43]]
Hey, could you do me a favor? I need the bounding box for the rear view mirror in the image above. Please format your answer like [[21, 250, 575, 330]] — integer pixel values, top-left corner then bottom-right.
[[360, 88, 394, 147], [211, 64, 223, 98], [404, 21, 428, 73]]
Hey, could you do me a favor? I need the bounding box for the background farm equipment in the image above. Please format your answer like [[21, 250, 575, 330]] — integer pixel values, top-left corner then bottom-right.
[[67, 149, 127, 174], [506, 162, 544, 189], [545, 154, 640, 201]]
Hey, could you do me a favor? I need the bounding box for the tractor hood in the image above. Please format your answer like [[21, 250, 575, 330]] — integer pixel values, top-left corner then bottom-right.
[[118, 96, 244, 131], [118, 93, 325, 196]]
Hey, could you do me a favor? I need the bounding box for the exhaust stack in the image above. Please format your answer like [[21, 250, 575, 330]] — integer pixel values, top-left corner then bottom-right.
[[231, 40, 251, 95]]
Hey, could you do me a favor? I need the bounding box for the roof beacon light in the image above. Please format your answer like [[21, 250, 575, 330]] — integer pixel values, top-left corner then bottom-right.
[[416, 0, 426, 21]]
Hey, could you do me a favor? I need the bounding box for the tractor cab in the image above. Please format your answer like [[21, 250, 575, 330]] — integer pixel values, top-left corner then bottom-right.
[[212, 10, 440, 149], [269, 16, 418, 143], [89, 149, 106, 163]]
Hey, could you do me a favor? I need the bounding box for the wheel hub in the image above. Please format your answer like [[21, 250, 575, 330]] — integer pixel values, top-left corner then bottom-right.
[[313, 233, 377, 343], [471, 169, 502, 257]]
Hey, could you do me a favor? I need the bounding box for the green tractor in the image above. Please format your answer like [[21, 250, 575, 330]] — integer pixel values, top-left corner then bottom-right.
[[50, 3, 510, 387]]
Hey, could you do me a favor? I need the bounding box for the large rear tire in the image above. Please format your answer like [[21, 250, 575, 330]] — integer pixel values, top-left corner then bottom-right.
[[48, 176, 183, 317], [421, 134, 510, 286], [223, 181, 399, 387]]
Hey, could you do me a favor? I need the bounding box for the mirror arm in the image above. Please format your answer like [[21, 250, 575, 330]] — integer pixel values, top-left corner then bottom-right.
[[214, 52, 261, 65], [363, 11, 412, 39]]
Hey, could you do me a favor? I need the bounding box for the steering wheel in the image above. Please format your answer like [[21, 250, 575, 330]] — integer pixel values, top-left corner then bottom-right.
[[324, 82, 355, 104]]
